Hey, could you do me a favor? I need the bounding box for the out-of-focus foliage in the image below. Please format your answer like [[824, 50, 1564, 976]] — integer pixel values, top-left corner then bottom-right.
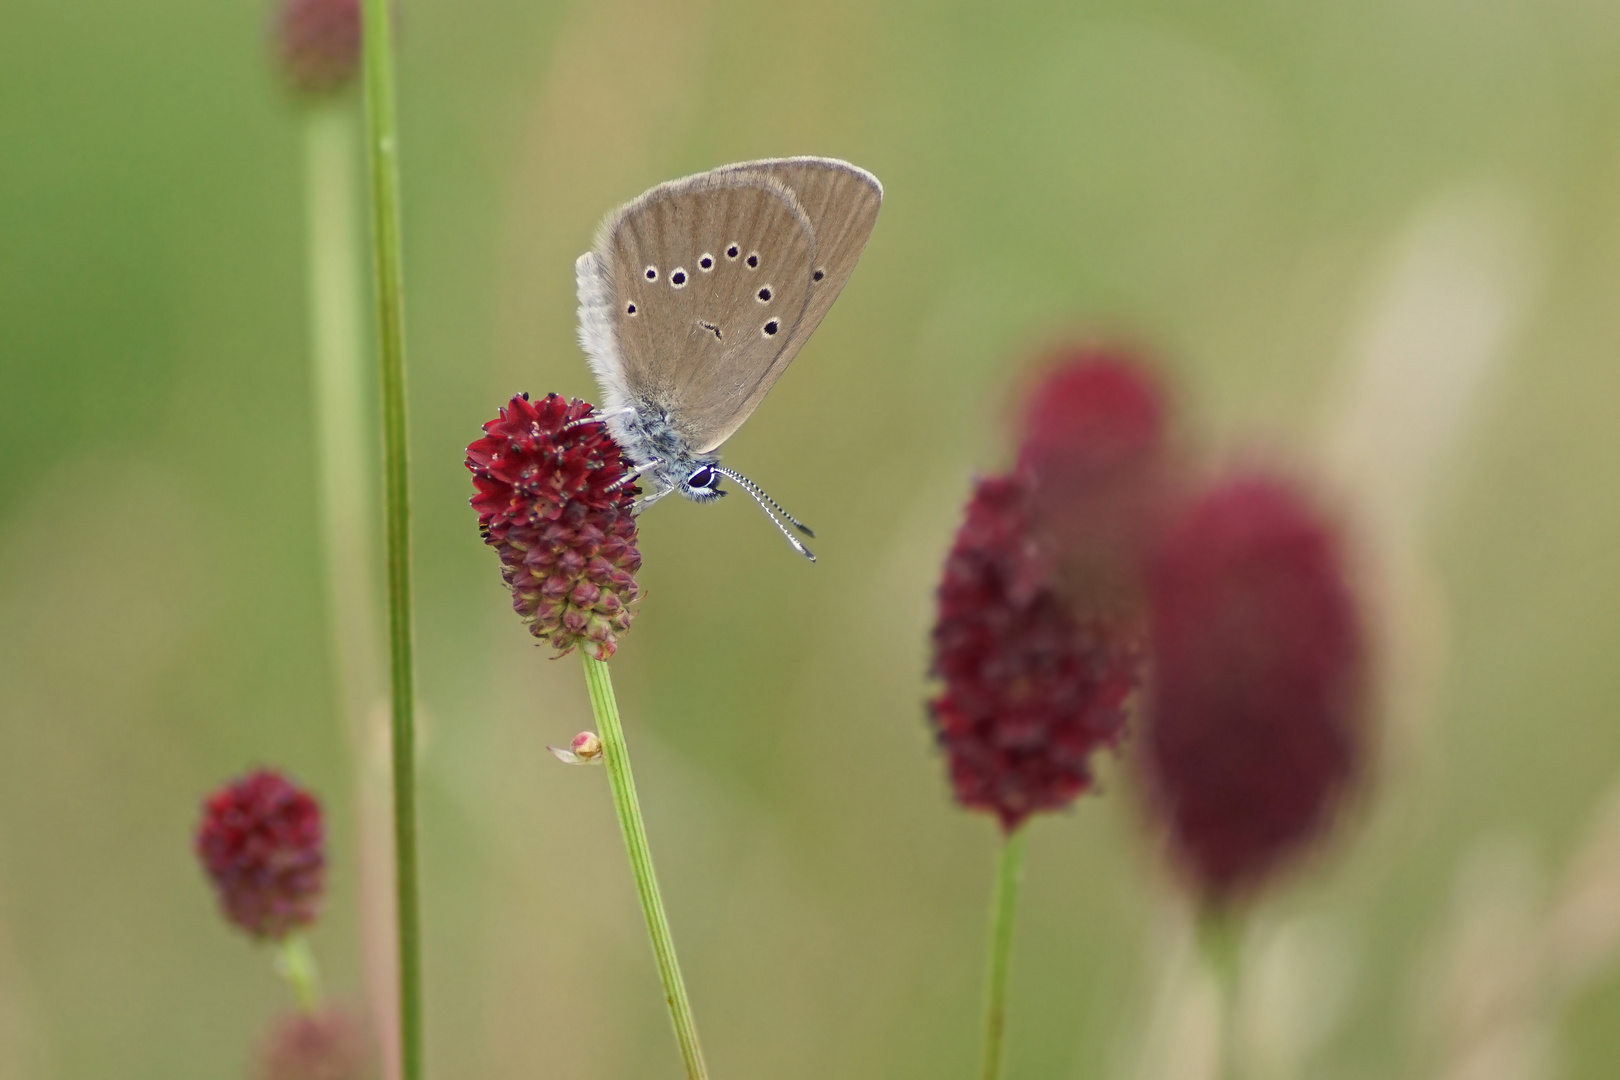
[[3, 0, 1620, 1077]]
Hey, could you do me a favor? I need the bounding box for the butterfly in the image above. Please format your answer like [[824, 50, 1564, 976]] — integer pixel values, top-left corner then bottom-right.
[[574, 157, 882, 561]]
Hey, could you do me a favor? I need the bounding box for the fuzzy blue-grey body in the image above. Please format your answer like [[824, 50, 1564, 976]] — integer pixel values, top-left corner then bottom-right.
[[605, 402, 724, 508]]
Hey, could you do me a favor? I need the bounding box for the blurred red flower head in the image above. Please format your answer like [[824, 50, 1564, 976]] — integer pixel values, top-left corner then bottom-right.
[[258, 1006, 370, 1080], [1141, 472, 1367, 903], [1016, 347, 1172, 609], [195, 769, 325, 940], [467, 393, 642, 660], [274, 0, 362, 96]]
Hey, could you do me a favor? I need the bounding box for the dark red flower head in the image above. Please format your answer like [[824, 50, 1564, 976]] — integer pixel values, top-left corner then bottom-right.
[[927, 475, 1142, 831], [1141, 472, 1366, 903], [257, 1007, 369, 1080], [1015, 347, 1171, 609], [467, 393, 642, 660], [274, 0, 362, 96], [195, 769, 325, 940]]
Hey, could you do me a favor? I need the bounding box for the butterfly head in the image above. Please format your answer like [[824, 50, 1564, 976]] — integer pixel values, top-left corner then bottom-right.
[[614, 413, 814, 560], [681, 464, 726, 502]]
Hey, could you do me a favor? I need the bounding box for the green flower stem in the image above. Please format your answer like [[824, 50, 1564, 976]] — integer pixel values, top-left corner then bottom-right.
[[303, 96, 398, 1077], [303, 98, 383, 738], [359, 1, 423, 1077], [580, 654, 709, 1080], [1198, 909, 1243, 1080], [276, 934, 324, 1013], [979, 826, 1028, 1080]]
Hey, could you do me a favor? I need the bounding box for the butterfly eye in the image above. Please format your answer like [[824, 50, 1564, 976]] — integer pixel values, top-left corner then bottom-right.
[[687, 466, 718, 490]]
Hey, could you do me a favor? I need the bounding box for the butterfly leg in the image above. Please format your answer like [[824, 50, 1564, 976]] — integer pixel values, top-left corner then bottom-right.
[[607, 456, 662, 496], [563, 405, 635, 433], [632, 485, 678, 514]]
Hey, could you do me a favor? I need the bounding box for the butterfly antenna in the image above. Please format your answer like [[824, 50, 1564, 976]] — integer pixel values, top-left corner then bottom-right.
[[715, 467, 816, 562], [715, 467, 815, 537]]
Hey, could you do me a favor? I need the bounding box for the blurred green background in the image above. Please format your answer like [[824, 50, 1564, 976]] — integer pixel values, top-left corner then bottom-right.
[[4, 0, 1620, 1077]]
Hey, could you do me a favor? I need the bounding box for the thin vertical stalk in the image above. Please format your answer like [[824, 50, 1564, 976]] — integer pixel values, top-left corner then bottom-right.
[[1199, 909, 1243, 1080], [276, 933, 325, 1012], [979, 827, 1028, 1080], [358, 2, 422, 1077], [302, 98, 400, 1080], [580, 654, 709, 1080], [303, 100, 383, 735]]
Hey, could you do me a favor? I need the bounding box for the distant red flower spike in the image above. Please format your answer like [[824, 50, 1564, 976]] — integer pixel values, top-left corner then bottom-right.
[[195, 769, 325, 941], [1016, 347, 1171, 610], [928, 474, 1142, 832], [274, 0, 362, 96], [1141, 473, 1366, 903], [467, 393, 642, 660], [257, 1006, 369, 1080]]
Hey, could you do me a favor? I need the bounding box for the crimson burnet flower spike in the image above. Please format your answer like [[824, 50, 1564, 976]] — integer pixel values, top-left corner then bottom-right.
[[928, 350, 1170, 831], [195, 769, 326, 941], [467, 393, 643, 661], [1141, 472, 1367, 904], [273, 0, 362, 96], [927, 474, 1141, 831]]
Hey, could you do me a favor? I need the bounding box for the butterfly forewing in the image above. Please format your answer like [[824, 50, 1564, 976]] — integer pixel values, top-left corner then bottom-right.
[[596, 172, 815, 453], [700, 158, 883, 451], [718, 158, 881, 349]]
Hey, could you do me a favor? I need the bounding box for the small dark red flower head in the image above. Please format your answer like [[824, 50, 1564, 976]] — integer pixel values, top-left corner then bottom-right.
[[1141, 472, 1366, 903], [467, 393, 642, 660], [927, 475, 1141, 831], [274, 0, 362, 96], [257, 1006, 369, 1080], [1015, 347, 1171, 609], [195, 769, 325, 940]]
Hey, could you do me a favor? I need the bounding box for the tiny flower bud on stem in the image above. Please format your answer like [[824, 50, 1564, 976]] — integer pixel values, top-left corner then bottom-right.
[[548, 731, 604, 764]]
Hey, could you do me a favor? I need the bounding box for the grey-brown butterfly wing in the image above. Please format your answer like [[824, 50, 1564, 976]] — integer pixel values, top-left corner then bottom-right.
[[703, 157, 882, 449], [577, 170, 815, 455]]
